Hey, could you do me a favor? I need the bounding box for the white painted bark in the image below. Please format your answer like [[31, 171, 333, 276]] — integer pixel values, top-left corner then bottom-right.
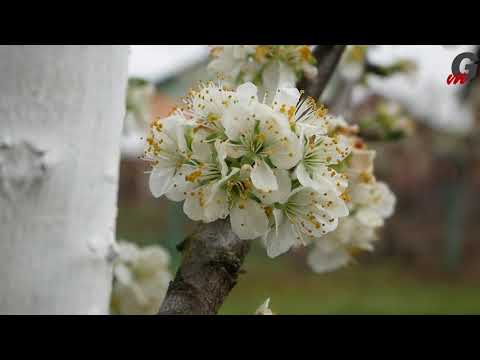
[[0, 45, 129, 314]]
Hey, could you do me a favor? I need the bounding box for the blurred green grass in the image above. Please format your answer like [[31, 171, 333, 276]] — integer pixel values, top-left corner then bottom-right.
[[118, 203, 480, 315], [221, 251, 480, 314]]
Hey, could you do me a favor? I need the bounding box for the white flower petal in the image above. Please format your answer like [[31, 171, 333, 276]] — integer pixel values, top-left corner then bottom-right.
[[222, 103, 255, 142], [236, 82, 258, 103], [264, 219, 297, 258], [165, 164, 196, 202], [315, 209, 340, 233], [307, 240, 351, 273], [252, 168, 291, 205], [318, 190, 349, 218], [268, 131, 302, 170], [315, 135, 351, 165], [355, 208, 384, 227], [300, 210, 339, 238], [311, 164, 349, 195], [350, 181, 396, 221], [251, 159, 278, 192], [207, 46, 243, 80], [350, 183, 372, 204], [183, 190, 206, 222], [374, 182, 396, 218], [214, 140, 229, 177], [347, 149, 376, 181], [272, 87, 301, 113], [224, 141, 248, 159], [151, 114, 189, 154], [113, 263, 134, 286], [149, 167, 175, 198], [191, 129, 214, 163], [295, 162, 319, 189], [262, 61, 297, 105], [255, 298, 273, 315], [230, 199, 269, 240], [203, 186, 229, 223], [296, 122, 328, 138], [277, 61, 297, 89]]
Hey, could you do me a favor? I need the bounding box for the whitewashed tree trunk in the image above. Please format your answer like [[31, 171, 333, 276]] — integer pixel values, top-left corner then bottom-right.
[[0, 45, 129, 314]]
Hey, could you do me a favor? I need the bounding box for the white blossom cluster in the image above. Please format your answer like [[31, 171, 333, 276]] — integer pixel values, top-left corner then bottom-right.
[[122, 79, 155, 158], [339, 45, 416, 83], [125, 78, 154, 128], [207, 45, 318, 100], [144, 81, 354, 258], [307, 137, 396, 273], [110, 241, 172, 315]]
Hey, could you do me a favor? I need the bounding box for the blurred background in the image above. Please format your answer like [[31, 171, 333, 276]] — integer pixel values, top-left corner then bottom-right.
[[118, 45, 480, 314]]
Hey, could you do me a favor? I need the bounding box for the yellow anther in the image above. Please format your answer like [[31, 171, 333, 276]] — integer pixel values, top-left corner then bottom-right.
[[255, 46, 270, 62], [298, 46, 313, 61], [185, 170, 203, 183]]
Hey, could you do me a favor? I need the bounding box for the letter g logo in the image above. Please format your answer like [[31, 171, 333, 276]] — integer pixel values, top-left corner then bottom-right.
[[451, 52, 479, 82]]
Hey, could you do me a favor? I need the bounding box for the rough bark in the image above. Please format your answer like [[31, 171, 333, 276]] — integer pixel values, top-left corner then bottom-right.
[[158, 219, 250, 315], [0, 45, 129, 314], [158, 45, 346, 315]]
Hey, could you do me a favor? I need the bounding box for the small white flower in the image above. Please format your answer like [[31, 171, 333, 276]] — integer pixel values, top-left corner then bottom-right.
[[339, 45, 368, 82], [265, 87, 352, 195], [222, 83, 302, 192], [351, 181, 396, 227], [306, 143, 396, 273], [307, 238, 351, 273], [208, 45, 318, 98], [261, 60, 297, 104], [307, 217, 377, 273], [207, 45, 259, 88], [271, 87, 331, 138], [295, 134, 351, 195], [183, 141, 238, 223], [111, 241, 172, 315], [183, 80, 236, 134], [345, 147, 377, 185], [125, 78, 154, 128], [223, 165, 272, 240], [255, 298, 274, 315], [145, 114, 191, 199], [262, 186, 349, 258], [115, 241, 139, 263]]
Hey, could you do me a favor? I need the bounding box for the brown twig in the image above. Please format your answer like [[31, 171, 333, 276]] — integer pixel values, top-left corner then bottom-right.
[[158, 219, 249, 315], [297, 45, 346, 100]]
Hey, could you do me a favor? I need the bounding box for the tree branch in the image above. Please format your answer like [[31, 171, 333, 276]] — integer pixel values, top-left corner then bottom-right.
[[158, 45, 347, 315], [297, 45, 346, 100], [158, 219, 249, 315]]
